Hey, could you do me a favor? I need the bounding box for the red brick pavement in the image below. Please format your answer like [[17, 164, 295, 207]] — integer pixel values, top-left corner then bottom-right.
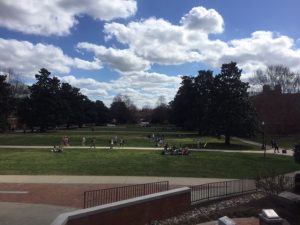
[[0, 183, 179, 209], [0, 183, 122, 208], [0, 184, 261, 225]]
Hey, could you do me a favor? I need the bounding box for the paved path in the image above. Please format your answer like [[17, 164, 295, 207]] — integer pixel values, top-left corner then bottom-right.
[[0, 144, 294, 156], [231, 137, 294, 156], [0, 175, 233, 186], [0, 202, 75, 225], [0, 145, 162, 150]]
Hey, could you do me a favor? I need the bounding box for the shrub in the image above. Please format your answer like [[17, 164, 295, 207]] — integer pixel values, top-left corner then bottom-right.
[[255, 169, 294, 195]]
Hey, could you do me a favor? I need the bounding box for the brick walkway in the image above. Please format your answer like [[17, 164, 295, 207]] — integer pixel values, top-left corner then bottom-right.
[[0, 182, 180, 208], [0, 183, 122, 208]]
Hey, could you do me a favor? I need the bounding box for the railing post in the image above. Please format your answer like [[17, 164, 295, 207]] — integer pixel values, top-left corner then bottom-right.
[[225, 181, 228, 196], [207, 184, 210, 200], [83, 192, 86, 208], [242, 180, 244, 193]]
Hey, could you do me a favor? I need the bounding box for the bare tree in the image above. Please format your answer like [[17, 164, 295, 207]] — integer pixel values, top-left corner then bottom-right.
[[156, 95, 167, 107], [249, 65, 300, 93], [0, 67, 29, 98]]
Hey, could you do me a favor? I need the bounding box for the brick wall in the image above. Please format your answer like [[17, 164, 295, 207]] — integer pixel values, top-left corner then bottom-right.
[[51, 187, 191, 225], [252, 87, 300, 134]]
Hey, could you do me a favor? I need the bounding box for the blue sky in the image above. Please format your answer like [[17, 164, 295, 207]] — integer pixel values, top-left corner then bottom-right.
[[0, 0, 300, 107]]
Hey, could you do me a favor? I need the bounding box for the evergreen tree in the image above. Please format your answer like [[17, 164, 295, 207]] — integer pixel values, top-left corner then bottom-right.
[[212, 62, 257, 145], [0, 75, 13, 131]]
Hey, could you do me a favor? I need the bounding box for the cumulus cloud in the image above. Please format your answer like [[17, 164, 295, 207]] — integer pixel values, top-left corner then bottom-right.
[[0, 0, 137, 36], [0, 38, 101, 77], [2, 4, 300, 106], [77, 42, 151, 72], [103, 8, 300, 79], [219, 31, 300, 78], [104, 18, 205, 65], [180, 6, 224, 34], [58, 71, 181, 108]]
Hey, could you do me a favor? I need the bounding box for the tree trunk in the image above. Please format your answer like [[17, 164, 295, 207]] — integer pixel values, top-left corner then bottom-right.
[[225, 134, 231, 145]]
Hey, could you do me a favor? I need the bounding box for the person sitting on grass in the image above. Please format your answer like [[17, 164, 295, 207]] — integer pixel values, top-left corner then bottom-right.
[[182, 147, 190, 155], [52, 145, 63, 153]]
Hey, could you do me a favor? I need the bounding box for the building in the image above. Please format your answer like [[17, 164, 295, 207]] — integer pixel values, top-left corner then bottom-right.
[[252, 85, 300, 134]]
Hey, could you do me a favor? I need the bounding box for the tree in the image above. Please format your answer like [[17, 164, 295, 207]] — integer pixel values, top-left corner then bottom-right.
[[170, 63, 257, 144], [193, 70, 215, 134], [138, 106, 153, 122], [169, 76, 197, 129], [59, 82, 87, 128], [0, 75, 13, 131], [151, 96, 169, 124], [110, 94, 137, 124], [249, 65, 300, 93], [16, 97, 35, 131], [212, 62, 257, 145], [170, 71, 215, 131], [110, 100, 129, 124], [94, 100, 109, 125], [2, 68, 30, 98], [28, 68, 61, 131]]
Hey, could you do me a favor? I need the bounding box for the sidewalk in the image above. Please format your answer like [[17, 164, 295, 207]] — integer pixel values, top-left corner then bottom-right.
[[0, 202, 75, 225], [0, 175, 233, 186], [231, 137, 294, 156], [0, 144, 294, 156]]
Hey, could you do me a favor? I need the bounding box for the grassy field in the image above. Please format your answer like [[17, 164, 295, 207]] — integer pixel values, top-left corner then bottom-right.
[[0, 126, 259, 150], [0, 148, 299, 178]]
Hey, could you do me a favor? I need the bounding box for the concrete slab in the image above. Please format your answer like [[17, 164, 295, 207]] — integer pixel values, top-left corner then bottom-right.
[[0, 202, 75, 225]]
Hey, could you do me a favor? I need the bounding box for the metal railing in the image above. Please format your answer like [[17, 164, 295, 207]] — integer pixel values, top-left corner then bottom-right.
[[84, 181, 169, 208], [191, 179, 257, 203]]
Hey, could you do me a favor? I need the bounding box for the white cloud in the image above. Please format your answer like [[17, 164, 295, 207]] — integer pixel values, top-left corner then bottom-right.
[[59, 75, 110, 91], [2, 5, 300, 107], [104, 18, 205, 65], [0, 0, 137, 36], [180, 6, 224, 34], [77, 43, 150, 72], [104, 8, 300, 78], [218, 31, 300, 78], [0, 38, 101, 77], [58, 71, 181, 108]]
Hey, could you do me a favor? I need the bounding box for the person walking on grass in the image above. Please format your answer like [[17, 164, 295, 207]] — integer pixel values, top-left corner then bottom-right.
[[109, 138, 114, 150], [274, 140, 279, 153], [82, 137, 86, 146], [90, 137, 96, 150]]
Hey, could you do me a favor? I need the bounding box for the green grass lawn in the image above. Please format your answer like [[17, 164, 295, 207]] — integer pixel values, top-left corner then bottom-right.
[[0, 127, 259, 150], [0, 148, 298, 178]]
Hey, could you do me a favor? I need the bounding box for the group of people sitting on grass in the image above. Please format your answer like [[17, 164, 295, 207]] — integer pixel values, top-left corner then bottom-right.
[[51, 145, 64, 153], [161, 144, 190, 155]]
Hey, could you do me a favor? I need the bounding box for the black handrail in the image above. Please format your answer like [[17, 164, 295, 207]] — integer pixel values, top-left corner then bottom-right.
[[190, 179, 257, 203], [84, 181, 169, 208]]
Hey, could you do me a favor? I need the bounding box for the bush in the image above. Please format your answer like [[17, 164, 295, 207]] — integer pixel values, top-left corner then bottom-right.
[[294, 144, 300, 164], [255, 169, 294, 195]]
